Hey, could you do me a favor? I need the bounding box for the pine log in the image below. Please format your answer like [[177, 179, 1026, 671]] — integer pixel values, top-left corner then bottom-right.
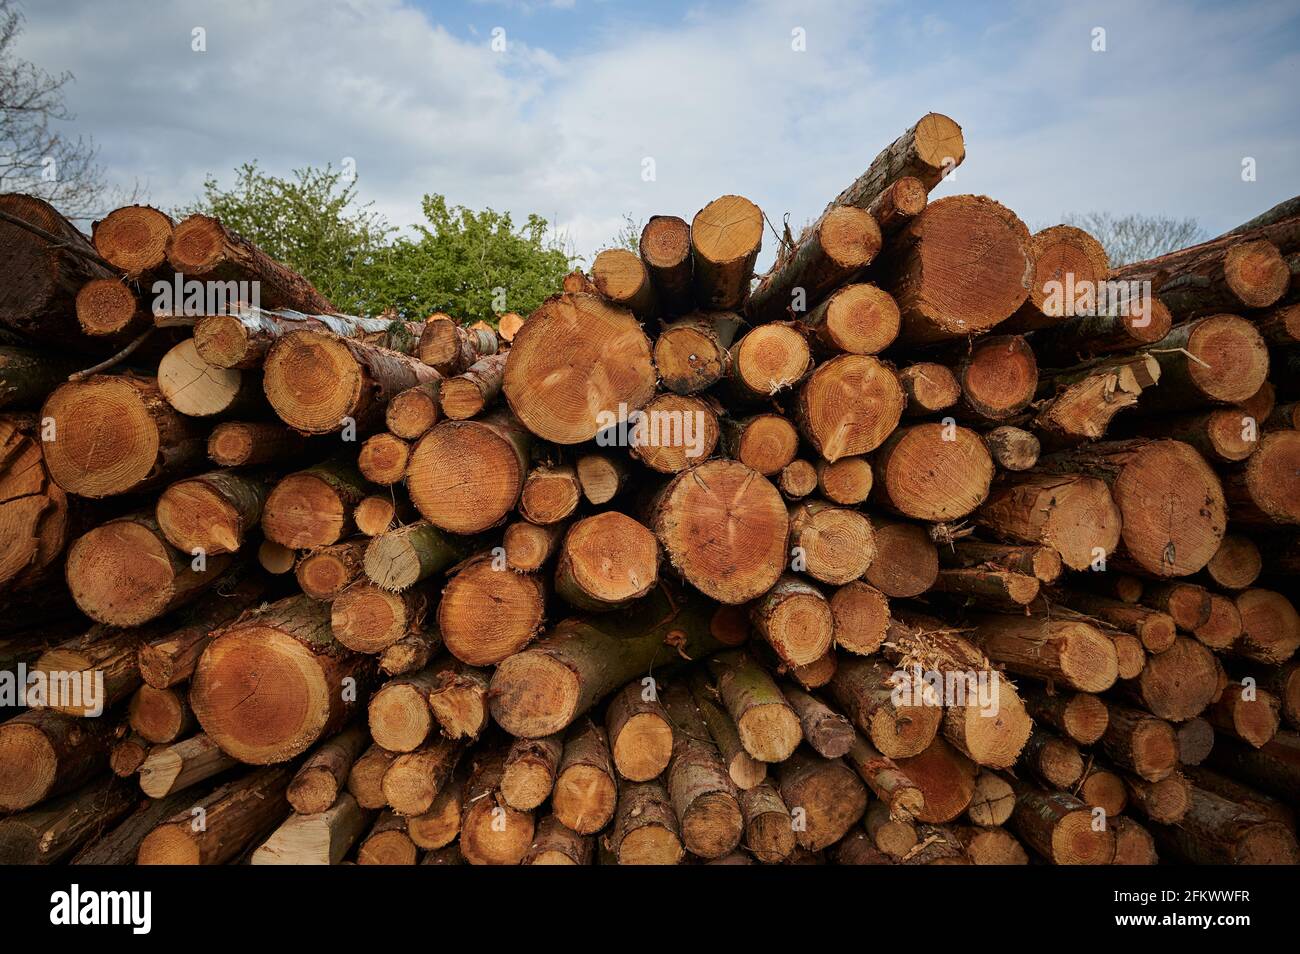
[[898, 361, 960, 417], [356, 433, 409, 485], [1032, 296, 1174, 366], [639, 215, 693, 314], [975, 472, 1121, 571], [952, 334, 1038, 422], [1019, 727, 1084, 788], [65, 513, 230, 626], [1134, 406, 1260, 465], [1124, 771, 1193, 824], [879, 195, 1033, 345], [407, 409, 531, 533], [592, 248, 655, 317], [628, 393, 721, 474], [776, 748, 866, 851], [866, 176, 928, 233], [0, 776, 137, 864], [574, 452, 629, 505], [0, 708, 114, 811], [1204, 731, 1300, 809], [554, 511, 659, 612], [816, 456, 873, 505], [552, 718, 618, 835], [800, 283, 899, 355], [1150, 784, 1297, 865], [377, 622, 441, 678], [828, 656, 940, 759], [966, 770, 1016, 826], [129, 684, 195, 744], [166, 213, 331, 311], [501, 734, 563, 810], [796, 353, 904, 461], [1101, 703, 1178, 782], [604, 681, 673, 783], [953, 824, 1028, 865], [1229, 588, 1300, 664], [1177, 717, 1216, 766], [942, 539, 1062, 583], [71, 790, 193, 865], [833, 830, 895, 866], [1034, 353, 1159, 446], [502, 518, 566, 573], [653, 311, 740, 395], [261, 457, 367, 548], [523, 815, 594, 865], [497, 311, 525, 342], [736, 780, 794, 863], [460, 749, 535, 865], [385, 381, 442, 439], [406, 766, 465, 849], [787, 499, 875, 586], [865, 801, 917, 859], [353, 495, 403, 536], [440, 352, 507, 420], [828, 113, 965, 212], [1056, 591, 1176, 653], [156, 469, 267, 555], [439, 554, 545, 665], [1020, 686, 1109, 745], [137, 764, 293, 864], [843, 733, 924, 821], [1194, 592, 1244, 650], [862, 518, 938, 597], [1111, 237, 1290, 319], [206, 420, 308, 467], [893, 736, 977, 824], [1000, 224, 1110, 332], [778, 459, 817, 499], [0, 194, 114, 350], [295, 539, 367, 600], [705, 651, 802, 763], [252, 792, 371, 865], [750, 575, 835, 668], [193, 308, 421, 370], [1009, 780, 1116, 865], [691, 195, 763, 309], [156, 339, 262, 418], [1034, 438, 1226, 576], [727, 322, 812, 399], [688, 670, 766, 789], [191, 594, 373, 764], [426, 659, 491, 740], [1181, 764, 1294, 827], [93, 204, 173, 279], [1123, 634, 1221, 721], [263, 329, 439, 434], [969, 613, 1119, 692], [287, 723, 369, 815], [41, 374, 207, 497], [1111, 817, 1159, 865], [984, 425, 1041, 471], [363, 520, 464, 592], [611, 779, 683, 864], [382, 736, 463, 816], [416, 314, 496, 376], [368, 668, 440, 753], [1222, 430, 1300, 526], [1138, 314, 1269, 411], [136, 576, 264, 689], [748, 206, 881, 324], [781, 682, 854, 759], [1207, 680, 1281, 748], [356, 810, 418, 865], [331, 583, 426, 654], [138, 732, 238, 797], [519, 462, 581, 524], [346, 744, 397, 810], [503, 293, 655, 444], [872, 422, 993, 521], [650, 459, 788, 604], [660, 681, 744, 858], [110, 732, 150, 777]]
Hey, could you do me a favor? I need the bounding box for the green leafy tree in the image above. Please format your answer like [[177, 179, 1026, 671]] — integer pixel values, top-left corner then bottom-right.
[[182, 162, 393, 314], [364, 194, 573, 326]]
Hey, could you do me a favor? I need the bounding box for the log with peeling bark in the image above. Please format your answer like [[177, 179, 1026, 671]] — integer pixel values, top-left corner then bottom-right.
[[440, 352, 507, 420], [287, 723, 369, 815], [1034, 353, 1160, 446], [364, 520, 463, 592], [551, 718, 618, 835], [828, 656, 940, 760], [611, 779, 683, 864], [192, 308, 422, 370], [383, 736, 463, 817], [263, 329, 439, 434], [828, 113, 964, 213], [500, 734, 563, 811], [969, 612, 1119, 693], [426, 660, 491, 741]]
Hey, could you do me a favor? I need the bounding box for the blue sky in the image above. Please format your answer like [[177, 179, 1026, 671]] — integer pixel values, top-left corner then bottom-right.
[[15, 0, 1300, 266]]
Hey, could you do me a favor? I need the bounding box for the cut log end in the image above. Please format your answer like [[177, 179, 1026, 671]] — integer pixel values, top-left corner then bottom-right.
[[92, 204, 173, 276], [75, 279, 140, 337], [263, 330, 363, 434]]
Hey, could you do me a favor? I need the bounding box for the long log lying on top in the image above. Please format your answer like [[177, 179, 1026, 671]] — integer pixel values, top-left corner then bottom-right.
[[826, 113, 965, 214], [194, 307, 424, 369], [166, 214, 333, 314], [1110, 233, 1291, 319]]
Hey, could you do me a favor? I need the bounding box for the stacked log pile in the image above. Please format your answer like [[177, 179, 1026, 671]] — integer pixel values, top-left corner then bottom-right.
[[0, 112, 1298, 867]]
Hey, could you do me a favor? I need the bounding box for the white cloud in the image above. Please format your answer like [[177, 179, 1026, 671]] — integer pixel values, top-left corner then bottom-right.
[[14, 0, 1298, 271]]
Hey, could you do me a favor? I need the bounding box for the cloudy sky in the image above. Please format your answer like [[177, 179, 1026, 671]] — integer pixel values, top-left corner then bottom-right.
[[15, 0, 1300, 265]]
